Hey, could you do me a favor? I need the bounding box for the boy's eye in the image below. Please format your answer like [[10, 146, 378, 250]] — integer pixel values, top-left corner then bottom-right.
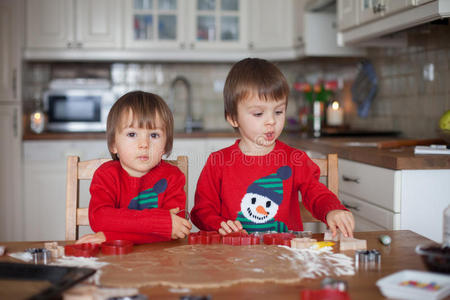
[[253, 112, 263, 117], [275, 110, 284, 115], [126, 132, 136, 137], [150, 132, 160, 138]]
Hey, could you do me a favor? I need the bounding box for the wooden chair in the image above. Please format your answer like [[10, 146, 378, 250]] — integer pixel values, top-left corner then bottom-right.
[[300, 154, 339, 223], [65, 155, 188, 241]]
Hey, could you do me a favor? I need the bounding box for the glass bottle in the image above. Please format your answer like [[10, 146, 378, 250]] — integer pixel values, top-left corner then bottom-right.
[[30, 92, 45, 134]]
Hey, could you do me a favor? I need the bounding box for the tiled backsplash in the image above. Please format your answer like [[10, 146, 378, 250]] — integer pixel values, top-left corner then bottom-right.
[[23, 22, 449, 137]]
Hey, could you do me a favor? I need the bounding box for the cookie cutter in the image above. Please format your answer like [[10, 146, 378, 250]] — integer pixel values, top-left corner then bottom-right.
[[262, 233, 296, 246], [64, 243, 100, 257], [222, 232, 259, 246], [288, 230, 313, 238], [320, 277, 348, 292], [26, 248, 51, 264], [101, 240, 134, 255], [355, 249, 381, 271], [188, 231, 222, 245]]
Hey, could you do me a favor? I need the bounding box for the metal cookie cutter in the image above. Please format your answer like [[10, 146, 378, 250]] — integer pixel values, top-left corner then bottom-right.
[[320, 277, 348, 292], [26, 248, 51, 264], [355, 249, 381, 271]]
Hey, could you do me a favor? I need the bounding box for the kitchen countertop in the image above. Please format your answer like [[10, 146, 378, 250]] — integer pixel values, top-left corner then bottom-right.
[[22, 130, 239, 140], [22, 131, 450, 170], [281, 134, 450, 170]]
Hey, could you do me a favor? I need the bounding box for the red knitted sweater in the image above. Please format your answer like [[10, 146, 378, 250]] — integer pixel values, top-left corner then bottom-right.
[[190, 140, 346, 232], [88, 160, 185, 244]]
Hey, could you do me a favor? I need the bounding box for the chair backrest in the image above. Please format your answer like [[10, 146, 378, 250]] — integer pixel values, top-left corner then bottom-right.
[[65, 155, 188, 241], [300, 154, 339, 223]]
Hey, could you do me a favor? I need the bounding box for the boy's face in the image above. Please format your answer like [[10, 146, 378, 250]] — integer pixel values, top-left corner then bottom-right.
[[227, 93, 286, 154], [111, 110, 167, 177]]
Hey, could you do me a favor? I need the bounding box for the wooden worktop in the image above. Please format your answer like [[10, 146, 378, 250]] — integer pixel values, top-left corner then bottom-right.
[[0, 230, 437, 300], [22, 130, 238, 140], [281, 135, 450, 170]]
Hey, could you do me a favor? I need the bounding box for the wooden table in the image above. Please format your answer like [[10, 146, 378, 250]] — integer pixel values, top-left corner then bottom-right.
[[0, 230, 442, 300]]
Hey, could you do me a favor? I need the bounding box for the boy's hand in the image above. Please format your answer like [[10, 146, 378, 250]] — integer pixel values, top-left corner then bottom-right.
[[75, 231, 106, 244], [218, 220, 244, 235], [170, 208, 192, 239], [326, 209, 355, 238]]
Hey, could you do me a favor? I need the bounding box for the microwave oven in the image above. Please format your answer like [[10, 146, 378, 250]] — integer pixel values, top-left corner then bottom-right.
[[43, 80, 114, 132]]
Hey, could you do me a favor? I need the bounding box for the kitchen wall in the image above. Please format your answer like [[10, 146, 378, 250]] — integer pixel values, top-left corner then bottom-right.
[[23, 21, 450, 138], [23, 59, 358, 132], [345, 22, 450, 138]]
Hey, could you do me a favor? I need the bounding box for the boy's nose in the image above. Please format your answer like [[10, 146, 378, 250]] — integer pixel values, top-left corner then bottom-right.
[[139, 137, 149, 148], [265, 113, 276, 124]]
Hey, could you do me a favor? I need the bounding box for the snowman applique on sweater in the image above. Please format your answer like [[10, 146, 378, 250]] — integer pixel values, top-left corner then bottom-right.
[[236, 166, 292, 233]]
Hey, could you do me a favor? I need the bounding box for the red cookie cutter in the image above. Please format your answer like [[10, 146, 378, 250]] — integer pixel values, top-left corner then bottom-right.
[[188, 231, 222, 244], [101, 240, 134, 255], [262, 233, 296, 246], [301, 289, 351, 300], [64, 243, 100, 257], [222, 232, 260, 246]]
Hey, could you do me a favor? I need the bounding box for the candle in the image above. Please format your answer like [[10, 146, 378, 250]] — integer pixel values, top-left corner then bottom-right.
[[326, 101, 344, 126]]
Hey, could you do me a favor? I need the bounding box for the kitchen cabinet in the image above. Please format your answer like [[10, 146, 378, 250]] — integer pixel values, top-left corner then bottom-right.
[[337, 0, 450, 45], [25, 0, 122, 52], [0, 0, 23, 242], [22, 138, 235, 241], [249, 0, 365, 60], [339, 158, 450, 242], [337, 0, 359, 31], [23, 140, 110, 241], [0, 0, 21, 102], [124, 0, 248, 59]]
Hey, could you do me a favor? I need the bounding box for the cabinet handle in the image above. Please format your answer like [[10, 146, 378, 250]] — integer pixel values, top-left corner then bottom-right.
[[342, 175, 360, 184], [75, 41, 83, 48], [12, 68, 17, 99], [67, 41, 74, 48], [248, 42, 254, 50], [13, 107, 18, 138], [189, 43, 195, 49], [342, 201, 360, 211], [373, 3, 386, 13]]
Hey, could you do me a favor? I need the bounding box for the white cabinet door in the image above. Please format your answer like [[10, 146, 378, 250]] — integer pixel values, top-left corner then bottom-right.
[[0, 0, 22, 102], [0, 105, 22, 241], [23, 141, 109, 241], [26, 0, 122, 49], [26, 0, 73, 49], [76, 0, 123, 48], [187, 0, 248, 51], [124, 0, 186, 49], [248, 0, 298, 51], [337, 0, 359, 31], [384, 0, 415, 16]]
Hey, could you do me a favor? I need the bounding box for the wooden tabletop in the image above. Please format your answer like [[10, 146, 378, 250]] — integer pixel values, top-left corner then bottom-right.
[[0, 230, 442, 300]]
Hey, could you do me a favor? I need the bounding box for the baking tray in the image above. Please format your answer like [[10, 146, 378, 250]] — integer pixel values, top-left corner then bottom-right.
[[0, 262, 96, 300]]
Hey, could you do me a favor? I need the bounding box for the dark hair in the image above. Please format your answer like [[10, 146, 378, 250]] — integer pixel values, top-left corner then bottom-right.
[[223, 58, 290, 123], [106, 91, 174, 160]]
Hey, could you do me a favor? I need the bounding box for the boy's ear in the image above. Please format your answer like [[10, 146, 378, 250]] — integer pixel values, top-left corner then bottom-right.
[[226, 114, 239, 128]]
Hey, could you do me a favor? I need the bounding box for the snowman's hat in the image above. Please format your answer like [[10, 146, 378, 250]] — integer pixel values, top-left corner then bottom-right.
[[246, 166, 292, 205]]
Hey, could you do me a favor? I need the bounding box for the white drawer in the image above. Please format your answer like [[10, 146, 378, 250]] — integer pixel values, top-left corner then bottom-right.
[[338, 159, 401, 212], [339, 192, 401, 230], [353, 214, 385, 232]]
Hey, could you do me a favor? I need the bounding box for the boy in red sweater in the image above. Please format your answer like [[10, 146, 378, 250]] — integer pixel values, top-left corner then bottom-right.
[[190, 58, 354, 238], [76, 91, 192, 244]]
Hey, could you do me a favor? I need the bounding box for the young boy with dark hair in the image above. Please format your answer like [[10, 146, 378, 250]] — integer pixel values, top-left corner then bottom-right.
[[191, 58, 354, 237]]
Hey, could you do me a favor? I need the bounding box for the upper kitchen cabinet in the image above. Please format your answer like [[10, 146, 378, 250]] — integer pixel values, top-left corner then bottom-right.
[[123, 0, 248, 61], [124, 0, 186, 49], [249, 0, 365, 60], [338, 0, 450, 45], [25, 0, 123, 59], [0, 0, 22, 102]]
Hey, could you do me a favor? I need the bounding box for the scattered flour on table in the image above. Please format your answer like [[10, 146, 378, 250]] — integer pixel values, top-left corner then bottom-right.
[[51, 256, 110, 285], [278, 245, 355, 278]]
